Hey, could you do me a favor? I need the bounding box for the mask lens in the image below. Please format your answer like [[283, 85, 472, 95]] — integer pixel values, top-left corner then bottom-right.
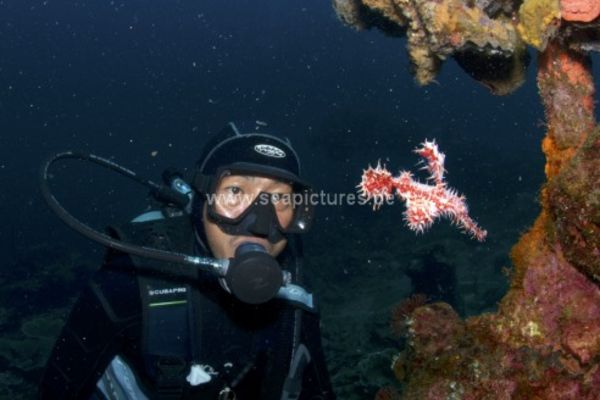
[[210, 175, 295, 230], [212, 186, 252, 219], [269, 192, 294, 228]]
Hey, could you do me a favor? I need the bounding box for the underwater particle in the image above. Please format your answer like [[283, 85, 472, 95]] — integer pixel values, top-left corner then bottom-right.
[[358, 140, 487, 241], [560, 0, 600, 22], [517, 0, 561, 50]]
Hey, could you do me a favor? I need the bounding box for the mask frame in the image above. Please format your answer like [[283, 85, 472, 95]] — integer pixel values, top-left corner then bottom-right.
[[202, 166, 314, 240]]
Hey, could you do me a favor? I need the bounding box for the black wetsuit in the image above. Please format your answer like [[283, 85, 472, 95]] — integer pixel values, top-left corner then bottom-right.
[[39, 214, 334, 400]]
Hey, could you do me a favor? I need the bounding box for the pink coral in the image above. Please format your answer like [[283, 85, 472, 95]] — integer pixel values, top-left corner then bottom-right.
[[498, 245, 600, 363], [407, 302, 464, 357], [393, 244, 600, 400]]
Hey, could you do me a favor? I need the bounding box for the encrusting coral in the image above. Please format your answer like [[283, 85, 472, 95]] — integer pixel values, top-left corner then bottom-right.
[[560, 0, 600, 22], [334, 0, 527, 90], [392, 239, 600, 399], [333, 0, 600, 89], [548, 126, 600, 283], [516, 0, 561, 50]]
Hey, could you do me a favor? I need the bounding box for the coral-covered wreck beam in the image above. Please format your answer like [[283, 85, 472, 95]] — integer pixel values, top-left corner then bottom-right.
[[538, 40, 595, 178], [334, 0, 529, 94], [538, 40, 600, 284]]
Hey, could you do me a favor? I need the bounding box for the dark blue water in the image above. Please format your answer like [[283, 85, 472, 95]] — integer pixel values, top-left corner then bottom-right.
[[2, 0, 546, 258], [1, 0, 598, 398]]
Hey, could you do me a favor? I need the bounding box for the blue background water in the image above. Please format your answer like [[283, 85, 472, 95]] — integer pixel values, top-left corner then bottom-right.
[[0, 0, 598, 398]]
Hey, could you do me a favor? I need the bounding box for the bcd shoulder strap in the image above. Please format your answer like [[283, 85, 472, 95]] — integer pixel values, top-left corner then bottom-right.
[[109, 214, 201, 399]]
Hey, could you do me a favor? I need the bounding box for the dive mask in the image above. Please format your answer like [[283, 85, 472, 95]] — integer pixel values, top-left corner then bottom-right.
[[199, 166, 314, 242]]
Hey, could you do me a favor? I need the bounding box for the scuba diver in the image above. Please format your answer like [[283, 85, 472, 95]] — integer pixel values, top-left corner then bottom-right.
[[39, 121, 335, 400]]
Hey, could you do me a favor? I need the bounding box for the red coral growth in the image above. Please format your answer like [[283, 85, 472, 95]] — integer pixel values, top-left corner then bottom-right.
[[374, 386, 401, 400], [394, 245, 600, 400], [537, 41, 595, 178], [408, 302, 464, 358], [561, 0, 600, 22], [548, 126, 600, 284], [496, 245, 600, 361], [390, 293, 428, 336]]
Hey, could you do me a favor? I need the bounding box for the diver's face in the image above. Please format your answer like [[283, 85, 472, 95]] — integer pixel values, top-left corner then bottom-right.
[[203, 174, 294, 259]]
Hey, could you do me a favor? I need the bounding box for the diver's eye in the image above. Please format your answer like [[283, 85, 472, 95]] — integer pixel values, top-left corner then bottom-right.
[[220, 186, 245, 208], [271, 193, 289, 202], [226, 186, 242, 195], [271, 193, 282, 202]]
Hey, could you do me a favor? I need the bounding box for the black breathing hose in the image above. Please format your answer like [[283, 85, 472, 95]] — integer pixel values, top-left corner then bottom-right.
[[39, 151, 217, 269], [38, 151, 318, 310]]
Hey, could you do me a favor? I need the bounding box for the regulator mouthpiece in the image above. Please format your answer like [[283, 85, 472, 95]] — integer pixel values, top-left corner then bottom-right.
[[225, 242, 283, 304]]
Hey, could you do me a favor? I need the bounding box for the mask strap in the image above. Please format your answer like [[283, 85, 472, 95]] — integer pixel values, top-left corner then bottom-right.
[[191, 171, 213, 195]]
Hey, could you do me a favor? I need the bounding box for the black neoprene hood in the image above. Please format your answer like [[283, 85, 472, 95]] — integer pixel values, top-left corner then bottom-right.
[[194, 122, 310, 192]]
